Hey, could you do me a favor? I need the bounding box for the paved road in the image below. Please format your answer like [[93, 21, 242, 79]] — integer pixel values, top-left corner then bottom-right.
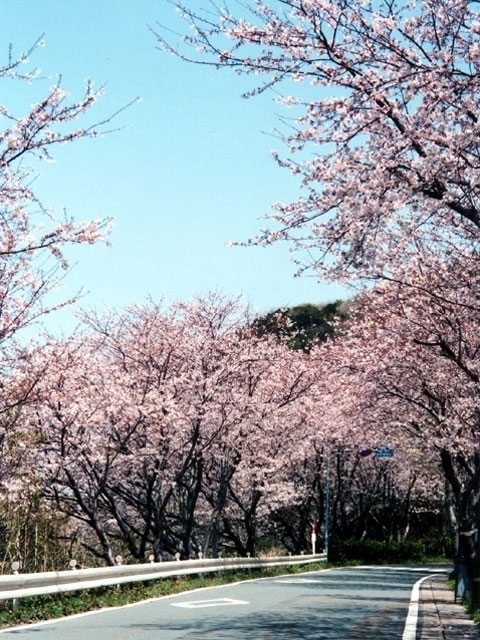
[[0, 566, 449, 639]]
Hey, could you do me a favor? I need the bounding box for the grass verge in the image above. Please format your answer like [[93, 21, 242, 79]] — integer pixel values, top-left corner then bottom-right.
[[445, 574, 480, 626], [462, 595, 480, 626]]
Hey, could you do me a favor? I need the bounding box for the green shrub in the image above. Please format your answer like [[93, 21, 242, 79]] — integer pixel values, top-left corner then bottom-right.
[[330, 539, 425, 563]]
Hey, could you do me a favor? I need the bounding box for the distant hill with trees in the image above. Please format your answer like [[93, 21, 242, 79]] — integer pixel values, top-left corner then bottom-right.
[[255, 301, 350, 351]]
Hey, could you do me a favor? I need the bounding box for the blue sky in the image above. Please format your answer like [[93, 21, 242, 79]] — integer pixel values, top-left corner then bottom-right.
[[1, 1, 349, 331]]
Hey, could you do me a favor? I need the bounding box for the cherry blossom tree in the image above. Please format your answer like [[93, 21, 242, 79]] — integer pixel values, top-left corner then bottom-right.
[[19, 291, 451, 566], [26, 296, 320, 562], [318, 254, 480, 598], [27, 305, 204, 564], [0, 38, 111, 338], [263, 398, 444, 554], [202, 349, 317, 557], [0, 37, 122, 518], [159, 0, 480, 280]]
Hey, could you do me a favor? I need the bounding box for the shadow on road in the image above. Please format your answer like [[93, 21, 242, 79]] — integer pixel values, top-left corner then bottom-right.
[[121, 602, 407, 639]]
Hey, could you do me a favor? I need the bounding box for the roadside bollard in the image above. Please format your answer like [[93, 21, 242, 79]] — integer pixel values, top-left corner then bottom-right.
[[198, 552, 204, 581], [11, 561, 20, 611], [148, 554, 155, 564]]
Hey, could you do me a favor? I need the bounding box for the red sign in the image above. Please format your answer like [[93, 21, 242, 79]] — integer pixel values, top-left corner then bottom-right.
[[358, 448, 373, 457]]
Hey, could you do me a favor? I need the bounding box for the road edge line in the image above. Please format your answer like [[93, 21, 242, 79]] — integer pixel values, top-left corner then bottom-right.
[[402, 573, 438, 640]]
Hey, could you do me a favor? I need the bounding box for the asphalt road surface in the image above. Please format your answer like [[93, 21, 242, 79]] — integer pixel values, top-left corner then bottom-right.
[[0, 566, 448, 639]]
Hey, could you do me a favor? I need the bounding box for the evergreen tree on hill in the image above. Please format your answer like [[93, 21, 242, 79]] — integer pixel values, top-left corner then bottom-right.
[[255, 301, 348, 351]]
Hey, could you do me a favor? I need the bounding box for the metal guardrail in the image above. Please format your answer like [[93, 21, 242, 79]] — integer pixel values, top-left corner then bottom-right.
[[0, 553, 327, 600]]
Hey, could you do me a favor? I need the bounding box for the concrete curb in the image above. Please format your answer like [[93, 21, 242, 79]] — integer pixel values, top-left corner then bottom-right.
[[419, 575, 480, 639]]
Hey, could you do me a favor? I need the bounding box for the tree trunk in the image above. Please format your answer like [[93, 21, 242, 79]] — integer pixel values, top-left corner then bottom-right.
[[441, 449, 480, 603]]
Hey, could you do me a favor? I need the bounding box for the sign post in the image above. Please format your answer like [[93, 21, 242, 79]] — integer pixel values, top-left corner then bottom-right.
[[311, 523, 317, 555], [324, 454, 331, 558]]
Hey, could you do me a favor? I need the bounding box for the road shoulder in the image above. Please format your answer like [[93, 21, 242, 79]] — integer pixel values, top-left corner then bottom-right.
[[419, 575, 480, 639]]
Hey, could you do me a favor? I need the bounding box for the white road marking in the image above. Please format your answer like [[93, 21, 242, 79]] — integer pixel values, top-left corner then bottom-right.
[[337, 565, 450, 573], [402, 573, 437, 640], [381, 566, 449, 573], [274, 578, 323, 584], [171, 597, 248, 608]]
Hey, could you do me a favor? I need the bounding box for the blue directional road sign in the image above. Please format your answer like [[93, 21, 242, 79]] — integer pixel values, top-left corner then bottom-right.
[[374, 447, 394, 458]]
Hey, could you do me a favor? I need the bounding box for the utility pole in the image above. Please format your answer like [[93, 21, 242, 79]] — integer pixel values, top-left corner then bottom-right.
[[324, 454, 331, 558]]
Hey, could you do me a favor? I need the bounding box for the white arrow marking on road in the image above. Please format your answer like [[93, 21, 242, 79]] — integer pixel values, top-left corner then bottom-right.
[[171, 597, 249, 609]]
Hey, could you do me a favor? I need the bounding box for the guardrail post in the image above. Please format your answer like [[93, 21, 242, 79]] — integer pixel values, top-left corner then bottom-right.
[[198, 552, 204, 581], [214, 552, 222, 577], [246, 552, 252, 575], [11, 561, 20, 611], [174, 552, 181, 581], [115, 555, 123, 591]]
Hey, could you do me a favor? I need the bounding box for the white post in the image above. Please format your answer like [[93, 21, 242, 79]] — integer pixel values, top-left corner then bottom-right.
[[115, 555, 123, 591], [11, 561, 20, 611], [310, 522, 318, 556]]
